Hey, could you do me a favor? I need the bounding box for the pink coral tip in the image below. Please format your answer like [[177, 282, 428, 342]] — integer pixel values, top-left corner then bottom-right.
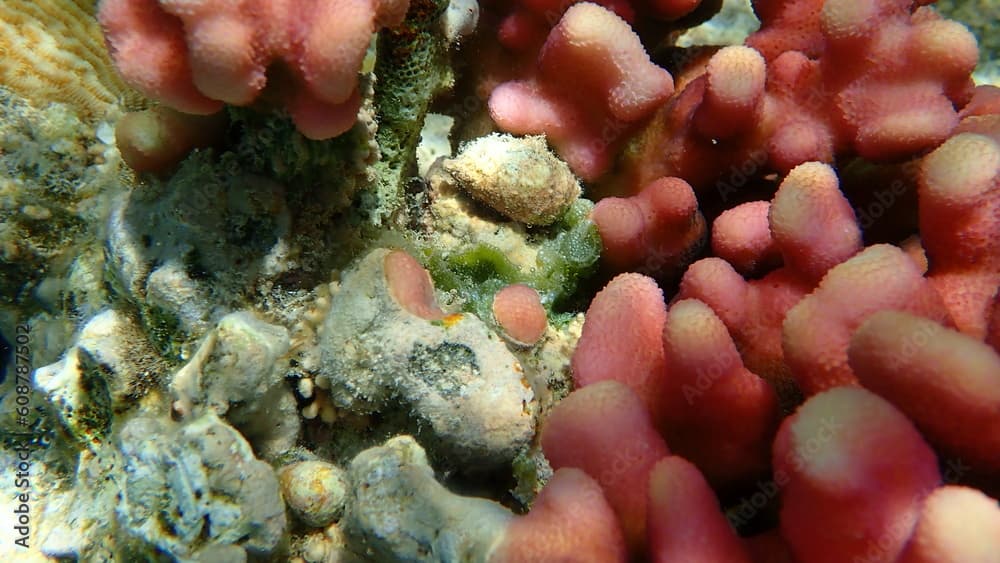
[[572, 273, 668, 418], [711, 201, 780, 276], [541, 380, 670, 555], [492, 284, 547, 346], [849, 310, 1000, 472], [383, 250, 445, 321], [897, 486, 1000, 563], [490, 468, 628, 563], [774, 387, 941, 563], [647, 456, 751, 563]]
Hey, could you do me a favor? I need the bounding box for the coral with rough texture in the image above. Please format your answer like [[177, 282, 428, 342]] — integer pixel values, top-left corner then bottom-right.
[[773, 387, 941, 563], [849, 311, 1000, 472], [783, 244, 953, 395], [711, 200, 780, 276], [491, 468, 628, 562], [540, 380, 670, 554], [918, 131, 1000, 339], [897, 486, 1000, 563], [488, 2, 674, 180], [0, 0, 137, 118], [492, 284, 548, 346], [99, 0, 411, 138], [617, 0, 979, 192], [592, 177, 706, 279], [572, 275, 780, 489], [571, 273, 668, 419], [659, 299, 779, 490], [647, 456, 752, 563], [678, 162, 862, 403]]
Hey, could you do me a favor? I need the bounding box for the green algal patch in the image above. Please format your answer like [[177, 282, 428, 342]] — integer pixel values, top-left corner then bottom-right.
[[423, 199, 602, 323]]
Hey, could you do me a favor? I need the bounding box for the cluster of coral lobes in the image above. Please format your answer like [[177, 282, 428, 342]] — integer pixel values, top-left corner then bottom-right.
[[1, 0, 999, 560]]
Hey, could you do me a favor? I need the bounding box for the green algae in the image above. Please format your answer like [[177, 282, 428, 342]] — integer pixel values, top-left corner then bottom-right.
[[422, 199, 602, 323]]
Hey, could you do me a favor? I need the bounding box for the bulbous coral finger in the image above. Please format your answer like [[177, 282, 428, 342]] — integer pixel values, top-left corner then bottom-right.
[[489, 3, 673, 180], [919, 132, 1000, 339], [492, 284, 547, 346], [711, 201, 780, 276], [490, 468, 628, 563], [694, 46, 767, 140], [99, 0, 223, 114], [647, 456, 751, 563], [849, 310, 1000, 472], [783, 244, 952, 395], [538, 3, 674, 122], [660, 299, 779, 489], [571, 273, 668, 417], [897, 486, 1000, 563], [541, 380, 670, 555], [769, 161, 861, 283], [773, 387, 941, 563], [593, 177, 706, 277]]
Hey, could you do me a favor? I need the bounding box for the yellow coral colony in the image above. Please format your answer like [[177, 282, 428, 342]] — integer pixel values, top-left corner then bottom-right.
[[0, 0, 138, 118]]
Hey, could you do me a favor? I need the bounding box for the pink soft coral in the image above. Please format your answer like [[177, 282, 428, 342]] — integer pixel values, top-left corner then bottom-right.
[[99, 0, 410, 139]]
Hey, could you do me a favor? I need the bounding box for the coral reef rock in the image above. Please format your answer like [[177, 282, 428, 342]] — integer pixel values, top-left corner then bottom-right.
[[344, 436, 512, 560], [117, 413, 287, 560], [317, 248, 536, 467]]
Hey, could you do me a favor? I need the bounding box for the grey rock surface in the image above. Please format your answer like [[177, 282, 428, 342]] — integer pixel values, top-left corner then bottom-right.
[[118, 413, 287, 560], [317, 248, 536, 467], [345, 436, 511, 561]]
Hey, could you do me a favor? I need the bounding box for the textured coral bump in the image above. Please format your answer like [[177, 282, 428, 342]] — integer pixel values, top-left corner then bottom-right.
[[490, 468, 628, 563], [677, 162, 862, 400], [571, 273, 668, 419], [541, 380, 670, 553], [897, 486, 1000, 563], [849, 311, 1000, 472], [592, 177, 706, 278], [773, 387, 941, 563], [659, 299, 779, 490], [488, 2, 675, 181], [384, 250, 445, 321], [98, 0, 411, 139], [492, 284, 548, 346], [918, 131, 1000, 339], [615, 0, 980, 192], [647, 457, 752, 563], [782, 244, 952, 395]]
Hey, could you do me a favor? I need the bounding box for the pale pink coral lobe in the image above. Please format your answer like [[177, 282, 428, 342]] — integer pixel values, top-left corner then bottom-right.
[[99, 0, 409, 139], [383, 250, 445, 321], [492, 284, 547, 346]]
